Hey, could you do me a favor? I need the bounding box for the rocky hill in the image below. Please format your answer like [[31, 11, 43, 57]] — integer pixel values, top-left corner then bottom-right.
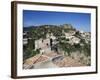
[[23, 24, 91, 68]]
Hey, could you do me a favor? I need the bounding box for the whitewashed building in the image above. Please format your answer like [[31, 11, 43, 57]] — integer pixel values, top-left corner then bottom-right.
[[35, 38, 50, 50], [65, 31, 76, 39]]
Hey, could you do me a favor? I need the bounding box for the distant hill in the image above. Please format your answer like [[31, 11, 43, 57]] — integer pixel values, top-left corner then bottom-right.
[[23, 24, 74, 32], [23, 26, 38, 32]]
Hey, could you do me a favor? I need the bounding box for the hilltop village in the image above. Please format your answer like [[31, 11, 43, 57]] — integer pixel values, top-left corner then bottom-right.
[[23, 24, 91, 69]]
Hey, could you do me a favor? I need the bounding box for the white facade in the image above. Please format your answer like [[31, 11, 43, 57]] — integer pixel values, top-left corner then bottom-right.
[[35, 38, 50, 50], [23, 38, 28, 45], [70, 36, 80, 44], [65, 31, 76, 39]]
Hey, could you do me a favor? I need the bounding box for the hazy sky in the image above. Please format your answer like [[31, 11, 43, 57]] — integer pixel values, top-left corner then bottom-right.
[[23, 10, 91, 32]]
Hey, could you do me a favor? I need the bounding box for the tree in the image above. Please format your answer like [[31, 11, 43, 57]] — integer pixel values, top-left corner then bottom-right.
[[23, 48, 40, 60]]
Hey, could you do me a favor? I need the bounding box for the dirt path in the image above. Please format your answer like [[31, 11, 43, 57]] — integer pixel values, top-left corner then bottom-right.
[[53, 56, 86, 67]]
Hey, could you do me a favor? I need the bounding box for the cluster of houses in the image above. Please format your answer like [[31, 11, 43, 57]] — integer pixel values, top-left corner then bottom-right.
[[23, 30, 57, 54], [23, 25, 90, 56]]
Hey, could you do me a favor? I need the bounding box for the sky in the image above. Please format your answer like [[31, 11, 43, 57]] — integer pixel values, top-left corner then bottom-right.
[[23, 10, 91, 32]]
